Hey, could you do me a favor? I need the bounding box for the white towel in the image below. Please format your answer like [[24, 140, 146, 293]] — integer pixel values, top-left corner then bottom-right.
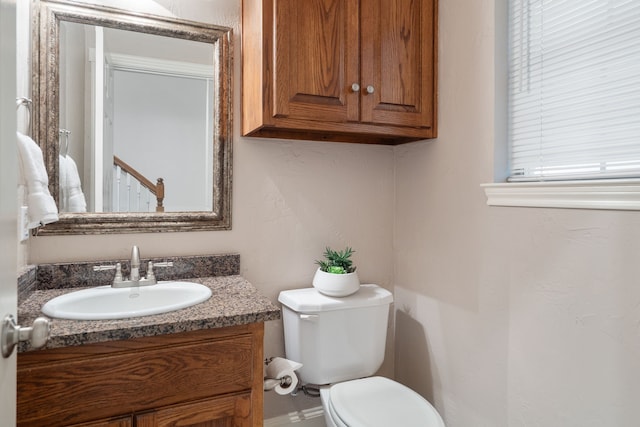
[[16, 132, 59, 228], [59, 154, 87, 213]]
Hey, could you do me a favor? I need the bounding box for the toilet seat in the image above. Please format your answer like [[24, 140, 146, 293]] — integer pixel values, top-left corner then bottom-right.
[[327, 377, 445, 427]]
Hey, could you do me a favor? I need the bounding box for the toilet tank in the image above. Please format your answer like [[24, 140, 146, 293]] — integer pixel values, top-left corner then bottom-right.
[[278, 284, 393, 385]]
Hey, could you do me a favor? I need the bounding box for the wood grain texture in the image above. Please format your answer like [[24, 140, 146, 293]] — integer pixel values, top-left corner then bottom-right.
[[69, 417, 133, 427], [241, 0, 438, 144], [18, 324, 261, 366], [241, 0, 268, 136], [18, 324, 263, 427], [273, 0, 359, 123], [136, 393, 252, 427]]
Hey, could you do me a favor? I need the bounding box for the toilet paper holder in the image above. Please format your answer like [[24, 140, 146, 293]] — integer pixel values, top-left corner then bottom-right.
[[263, 375, 293, 391], [263, 356, 301, 393]]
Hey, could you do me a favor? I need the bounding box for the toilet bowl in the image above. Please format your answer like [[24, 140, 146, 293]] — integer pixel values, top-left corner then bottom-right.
[[278, 285, 446, 427], [320, 377, 445, 427]]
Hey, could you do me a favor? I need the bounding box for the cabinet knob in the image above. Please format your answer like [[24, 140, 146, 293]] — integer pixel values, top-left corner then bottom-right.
[[351, 83, 360, 93], [366, 85, 375, 94]]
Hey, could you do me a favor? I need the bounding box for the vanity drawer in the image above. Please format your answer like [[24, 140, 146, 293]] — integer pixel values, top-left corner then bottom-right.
[[17, 326, 262, 427]]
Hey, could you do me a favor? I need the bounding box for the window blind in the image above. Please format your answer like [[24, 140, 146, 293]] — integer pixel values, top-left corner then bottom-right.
[[508, 0, 640, 181]]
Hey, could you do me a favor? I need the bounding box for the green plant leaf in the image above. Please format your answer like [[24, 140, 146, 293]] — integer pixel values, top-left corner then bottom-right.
[[315, 246, 356, 273]]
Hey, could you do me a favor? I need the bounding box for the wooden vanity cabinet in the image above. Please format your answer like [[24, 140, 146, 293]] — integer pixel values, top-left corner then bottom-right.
[[242, 0, 438, 144], [67, 393, 252, 427], [67, 417, 132, 427], [17, 323, 264, 427]]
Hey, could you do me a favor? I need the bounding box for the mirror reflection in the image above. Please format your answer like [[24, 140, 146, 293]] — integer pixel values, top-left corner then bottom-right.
[[34, 0, 232, 234], [59, 22, 215, 213]]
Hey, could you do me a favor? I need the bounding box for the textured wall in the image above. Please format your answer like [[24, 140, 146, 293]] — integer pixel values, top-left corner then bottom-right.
[[394, 0, 640, 426]]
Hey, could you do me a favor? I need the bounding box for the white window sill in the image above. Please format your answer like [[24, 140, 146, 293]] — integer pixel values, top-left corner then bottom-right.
[[481, 179, 640, 210]]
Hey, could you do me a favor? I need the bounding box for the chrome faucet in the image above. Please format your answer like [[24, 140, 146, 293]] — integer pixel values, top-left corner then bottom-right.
[[112, 245, 155, 288], [92, 245, 172, 288], [130, 245, 141, 282]]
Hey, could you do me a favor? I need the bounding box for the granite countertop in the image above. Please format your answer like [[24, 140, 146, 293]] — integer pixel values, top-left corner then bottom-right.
[[18, 275, 281, 352]]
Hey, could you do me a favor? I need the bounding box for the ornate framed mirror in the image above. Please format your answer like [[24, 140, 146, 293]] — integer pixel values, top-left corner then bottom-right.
[[33, 0, 232, 234]]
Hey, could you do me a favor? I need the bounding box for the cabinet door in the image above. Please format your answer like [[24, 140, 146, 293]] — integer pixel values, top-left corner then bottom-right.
[[360, 0, 437, 128], [69, 417, 132, 427], [273, 0, 360, 123], [18, 334, 254, 426], [135, 393, 252, 427]]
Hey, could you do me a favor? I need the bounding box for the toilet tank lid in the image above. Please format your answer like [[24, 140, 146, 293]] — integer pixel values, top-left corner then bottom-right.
[[278, 284, 393, 313]]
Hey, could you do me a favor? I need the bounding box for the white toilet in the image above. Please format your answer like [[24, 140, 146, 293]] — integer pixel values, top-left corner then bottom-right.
[[279, 284, 445, 427]]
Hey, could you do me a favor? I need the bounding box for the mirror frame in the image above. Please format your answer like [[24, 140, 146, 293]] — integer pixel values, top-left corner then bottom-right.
[[33, 0, 232, 235]]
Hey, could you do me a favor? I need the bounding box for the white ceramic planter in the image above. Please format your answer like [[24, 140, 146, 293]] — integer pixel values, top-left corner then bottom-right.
[[312, 268, 360, 297]]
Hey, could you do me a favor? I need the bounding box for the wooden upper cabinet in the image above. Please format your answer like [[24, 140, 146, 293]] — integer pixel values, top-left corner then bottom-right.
[[242, 0, 438, 144], [272, 0, 360, 123], [360, 0, 436, 128]]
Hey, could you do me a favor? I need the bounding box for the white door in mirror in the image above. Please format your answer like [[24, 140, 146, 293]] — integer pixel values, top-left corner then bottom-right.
[[42, 282, 212, 320]]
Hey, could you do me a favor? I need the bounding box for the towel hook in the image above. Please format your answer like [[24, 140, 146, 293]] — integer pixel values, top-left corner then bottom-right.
[[16, 97, 32, 136], [59, 129, 70, 157], [31, 223, 42, 237], [15, 97, 32, 110], [66, 130, 71, 156]]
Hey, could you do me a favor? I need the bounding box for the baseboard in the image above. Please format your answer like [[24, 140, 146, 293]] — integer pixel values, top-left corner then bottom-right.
[[264, 406, 325, 427]]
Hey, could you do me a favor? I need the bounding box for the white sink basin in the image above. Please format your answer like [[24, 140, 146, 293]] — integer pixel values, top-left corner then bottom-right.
[[42, 281, 212, 320]]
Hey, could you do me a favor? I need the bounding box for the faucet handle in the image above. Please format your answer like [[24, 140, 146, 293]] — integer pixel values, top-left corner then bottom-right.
[[153, 261, 174, 268], [94, 263, 123, 286], [93, 264, 116, 272], [114, 263, 123, 281], [146, 261, 155, 281], [145, 261, 172, 281]]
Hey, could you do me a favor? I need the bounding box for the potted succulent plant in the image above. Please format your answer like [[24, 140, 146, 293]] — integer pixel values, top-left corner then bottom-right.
[[312, 247, 360, 297]]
